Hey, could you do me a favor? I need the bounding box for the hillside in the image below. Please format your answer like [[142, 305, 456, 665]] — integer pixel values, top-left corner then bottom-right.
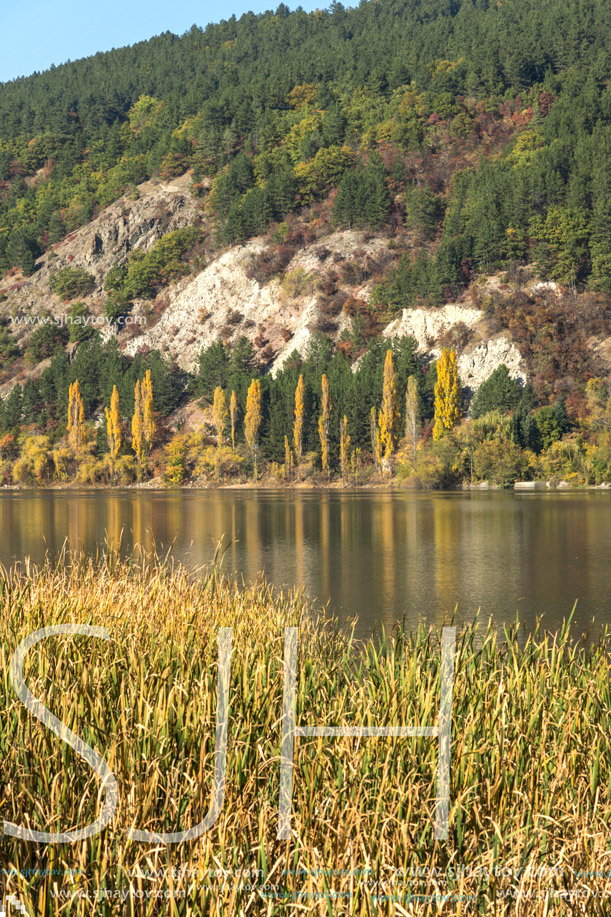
[[0, 0, 610, 488]]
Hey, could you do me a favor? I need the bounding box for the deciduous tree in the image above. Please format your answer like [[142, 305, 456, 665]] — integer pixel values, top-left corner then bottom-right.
[[433, 349, 461, 440], [318, 373, 331, 475], [245, 379, 262, 479], [67, 380, 85, 452]]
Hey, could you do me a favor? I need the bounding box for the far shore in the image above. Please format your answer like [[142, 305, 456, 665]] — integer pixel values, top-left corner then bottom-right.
[[2, 480, 611, 493]]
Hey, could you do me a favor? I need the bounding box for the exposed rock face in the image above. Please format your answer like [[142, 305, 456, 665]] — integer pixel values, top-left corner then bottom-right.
[[124, 230, 386, 374], [384, 305, 526, 393], [0, 172, 529, 402], [1, 173, 199, 349]]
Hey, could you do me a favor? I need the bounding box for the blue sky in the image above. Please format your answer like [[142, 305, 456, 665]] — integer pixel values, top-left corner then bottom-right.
[[0, 0, 323, 84]]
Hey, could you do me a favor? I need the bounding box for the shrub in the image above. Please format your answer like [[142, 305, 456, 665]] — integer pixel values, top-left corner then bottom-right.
[[24, 320, 69, 365], [50, 267, 95, 300]]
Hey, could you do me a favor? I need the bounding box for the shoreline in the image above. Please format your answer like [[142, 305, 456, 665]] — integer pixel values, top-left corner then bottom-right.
[[2, 480, 611, 493]]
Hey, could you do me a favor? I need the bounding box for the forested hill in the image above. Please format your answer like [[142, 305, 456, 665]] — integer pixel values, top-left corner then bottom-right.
[[0, 0, 610, 289]]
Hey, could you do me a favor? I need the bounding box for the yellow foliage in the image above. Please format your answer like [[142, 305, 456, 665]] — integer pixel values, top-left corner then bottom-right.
[[378, 349, 400, 465], [318, 373, 331, 475], [67, 380, 85, 453], [287, 83, 318, 110], [230, 390, 238, 452], [131, 379, 144, 463], [105, 385, 121, 477], [13, 435, 51, 485], [294, 374, 305, 466], [212, 387, 228, 449], [340, 415, 350, 484], [245, 379, 262, 479], [433, 348, 461, 441]]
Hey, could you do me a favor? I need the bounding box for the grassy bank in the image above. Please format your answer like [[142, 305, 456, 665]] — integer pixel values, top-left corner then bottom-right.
[[1, 553, 610, 915]]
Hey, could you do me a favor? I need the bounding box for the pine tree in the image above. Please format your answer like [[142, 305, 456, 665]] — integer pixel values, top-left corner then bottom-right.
[[213, 386, 228, 449], [378, 348, 400, 467], [131, 379, 144, 463], [229, 390, 238, 451], [340, 415, 350, 484], [105, 384, 121, 478], [433, 348, 461, 440], [244, 378, 262, 479], [318, 372, 331, 475], [293, 374, 305, 467], [67, 380, 85, 452], [404, 375, 420, 459]]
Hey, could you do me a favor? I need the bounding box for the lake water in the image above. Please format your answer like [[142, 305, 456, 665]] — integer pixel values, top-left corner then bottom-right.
[[1, 489, 610, 640]]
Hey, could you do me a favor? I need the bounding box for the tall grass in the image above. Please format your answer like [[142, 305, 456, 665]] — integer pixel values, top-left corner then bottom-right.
[[0, 549, 610, 915]]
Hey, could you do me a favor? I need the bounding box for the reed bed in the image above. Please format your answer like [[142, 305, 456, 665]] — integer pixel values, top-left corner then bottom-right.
[[0, 549, 610, 915]]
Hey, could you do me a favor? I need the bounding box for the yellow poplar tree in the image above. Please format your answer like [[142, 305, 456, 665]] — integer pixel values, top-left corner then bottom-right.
[[105, 385, 121, 477], [67, 380, 85, 452], [370, 406, 382, 474], [142, 369, 156, 457], [378, 349, 400, 465], [244, 379, 262, 479], [131, 379, 144, 463], [433, 348, 461, 440], [229, 390, 238, 452], [293, 374, 305, 467], [340, 415, 350, 484], [213, 387, 228, 449], [318, 373, 331, 475], [404, 375, 421, 459]]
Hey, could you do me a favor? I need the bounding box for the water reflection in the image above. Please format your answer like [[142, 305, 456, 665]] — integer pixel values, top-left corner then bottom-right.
[[1, 489, 610, 640]]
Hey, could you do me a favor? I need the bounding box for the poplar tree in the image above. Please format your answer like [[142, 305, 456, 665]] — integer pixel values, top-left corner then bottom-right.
[[105, 384, 121, 478], [67, 380, 85, 452], [131, 379, 144, 463], [229, 390, 238, 451], [284, 435, 293, 481], [244, 379, 262, 479], [370, 405, 382, 475], [340, 415, 350, 485], [318, 373, 331, 475], [378, 348, 400, 465], [293, 374, 305, 467], [404, 375, 420, 459], [213, 386, 228, 449], [142, 369, 156, 457], [433, 348, 461, 441]]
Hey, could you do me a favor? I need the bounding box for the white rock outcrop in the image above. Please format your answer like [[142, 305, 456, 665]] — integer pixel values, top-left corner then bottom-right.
[[384, 305, 526, 392]]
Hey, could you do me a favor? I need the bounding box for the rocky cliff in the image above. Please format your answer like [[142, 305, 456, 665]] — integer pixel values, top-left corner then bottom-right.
[[0, 171, 577, 409]]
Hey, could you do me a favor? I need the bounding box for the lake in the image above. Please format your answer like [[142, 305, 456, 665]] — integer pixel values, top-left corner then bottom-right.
[[1, 489, 610, 640]]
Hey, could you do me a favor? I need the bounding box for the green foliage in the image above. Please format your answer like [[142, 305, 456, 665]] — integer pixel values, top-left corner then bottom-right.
[[0, 319, 20, 366], [533, 399, 571, 451], [114, 227, 201, 300], [24, 319, 69, 366], [0, 0, 608, 291], [470, 366, 523, 419], [49, 267, 95, 300], [333, 151, 390, 230], [68, 301, 94, 342]]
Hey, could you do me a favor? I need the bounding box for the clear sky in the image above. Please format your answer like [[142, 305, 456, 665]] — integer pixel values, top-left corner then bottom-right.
[[0, 0, 323, 84]]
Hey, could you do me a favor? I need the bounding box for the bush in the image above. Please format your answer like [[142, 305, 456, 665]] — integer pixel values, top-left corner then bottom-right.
[[50, 267, 95, 300], [24, 320, 69, 365], [472, 437, 528, 486]]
